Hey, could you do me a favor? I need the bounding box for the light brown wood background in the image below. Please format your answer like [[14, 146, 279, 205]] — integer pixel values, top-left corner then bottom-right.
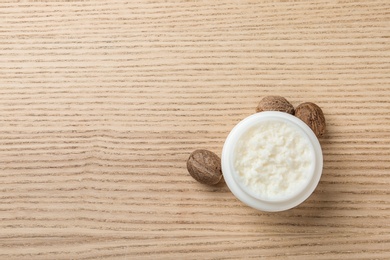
[[1, 0, 390, 259]]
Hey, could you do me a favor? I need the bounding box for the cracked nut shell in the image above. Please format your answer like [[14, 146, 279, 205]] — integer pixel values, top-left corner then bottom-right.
[[187, 149, 222, 185], [295, 102, 326, 138], [256, 96, 295, 115]]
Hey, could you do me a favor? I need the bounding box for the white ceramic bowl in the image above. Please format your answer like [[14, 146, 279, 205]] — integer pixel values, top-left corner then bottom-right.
[[221, 111, 323, 212]]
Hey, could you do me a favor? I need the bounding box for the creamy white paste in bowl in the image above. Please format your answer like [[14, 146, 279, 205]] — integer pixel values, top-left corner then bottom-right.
[[222, 111, 323, 212]]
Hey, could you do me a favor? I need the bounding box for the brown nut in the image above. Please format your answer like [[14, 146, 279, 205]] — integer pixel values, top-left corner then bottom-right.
[[256, 96, 294, 115], [187, 149, 222, 185], [295, 102, 326, 138]]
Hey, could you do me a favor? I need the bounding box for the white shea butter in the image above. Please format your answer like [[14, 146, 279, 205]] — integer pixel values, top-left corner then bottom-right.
[[234, 119, 315, 201]]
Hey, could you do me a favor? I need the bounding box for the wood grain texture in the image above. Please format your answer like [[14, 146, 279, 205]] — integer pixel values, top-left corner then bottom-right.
[[1, 0, 390, 259]]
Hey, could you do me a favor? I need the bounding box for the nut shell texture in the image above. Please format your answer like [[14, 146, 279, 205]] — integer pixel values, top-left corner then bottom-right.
[[295, 102, 326, 138], [187, 149, 222, 185], [256, 96, 295, 115]]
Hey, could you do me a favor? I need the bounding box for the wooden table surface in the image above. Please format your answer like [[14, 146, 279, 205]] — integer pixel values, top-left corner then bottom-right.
[[1, 1, 390, 259]]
